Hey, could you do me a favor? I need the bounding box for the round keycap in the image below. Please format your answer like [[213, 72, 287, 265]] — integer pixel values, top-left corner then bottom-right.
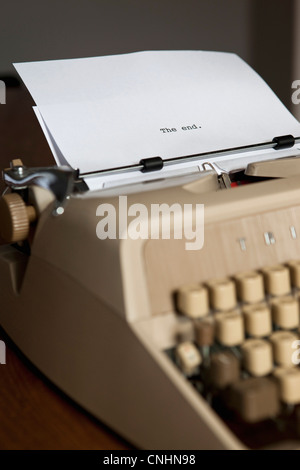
[[271, 296, 300, 329], [210, 351, 240, 389], [287, 260, 300, 288], [207, 278, 236, 311], [242, 339, 273, 376], [270, 331, 298, 367], [274, 367, 300, 404], [262, 265, 290, 296], [235, 271, 264, 304], [175, 341, 202, 376], [176, 284, 209, 318], [243, 303, 272, 338], [215, 311, 244, 346], [194, 319, 215, 347]]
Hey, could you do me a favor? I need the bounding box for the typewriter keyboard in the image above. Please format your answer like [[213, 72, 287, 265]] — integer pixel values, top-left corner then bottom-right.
[[166, 261, 300, 448]]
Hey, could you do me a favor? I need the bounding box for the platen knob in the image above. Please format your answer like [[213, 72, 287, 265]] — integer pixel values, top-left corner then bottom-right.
[[0, 193, 36, 243]]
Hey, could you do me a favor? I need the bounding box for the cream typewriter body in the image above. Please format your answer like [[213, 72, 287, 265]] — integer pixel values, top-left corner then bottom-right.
[[2, 156, 300, 449], [4, 50, 300, 449]]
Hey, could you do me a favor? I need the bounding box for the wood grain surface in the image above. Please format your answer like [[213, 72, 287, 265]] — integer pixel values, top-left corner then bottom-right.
[[0, 83, 130, 450]]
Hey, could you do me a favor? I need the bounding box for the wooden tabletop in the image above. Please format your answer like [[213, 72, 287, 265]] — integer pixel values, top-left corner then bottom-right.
[[0, 83, 129, 450]]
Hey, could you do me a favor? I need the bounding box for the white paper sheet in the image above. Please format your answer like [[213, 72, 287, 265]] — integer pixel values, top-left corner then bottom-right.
[[15, 51, 300, 175]]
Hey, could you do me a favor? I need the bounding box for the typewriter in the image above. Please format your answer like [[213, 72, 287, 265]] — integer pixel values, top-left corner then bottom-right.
[[2, 51, 300, 449]]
